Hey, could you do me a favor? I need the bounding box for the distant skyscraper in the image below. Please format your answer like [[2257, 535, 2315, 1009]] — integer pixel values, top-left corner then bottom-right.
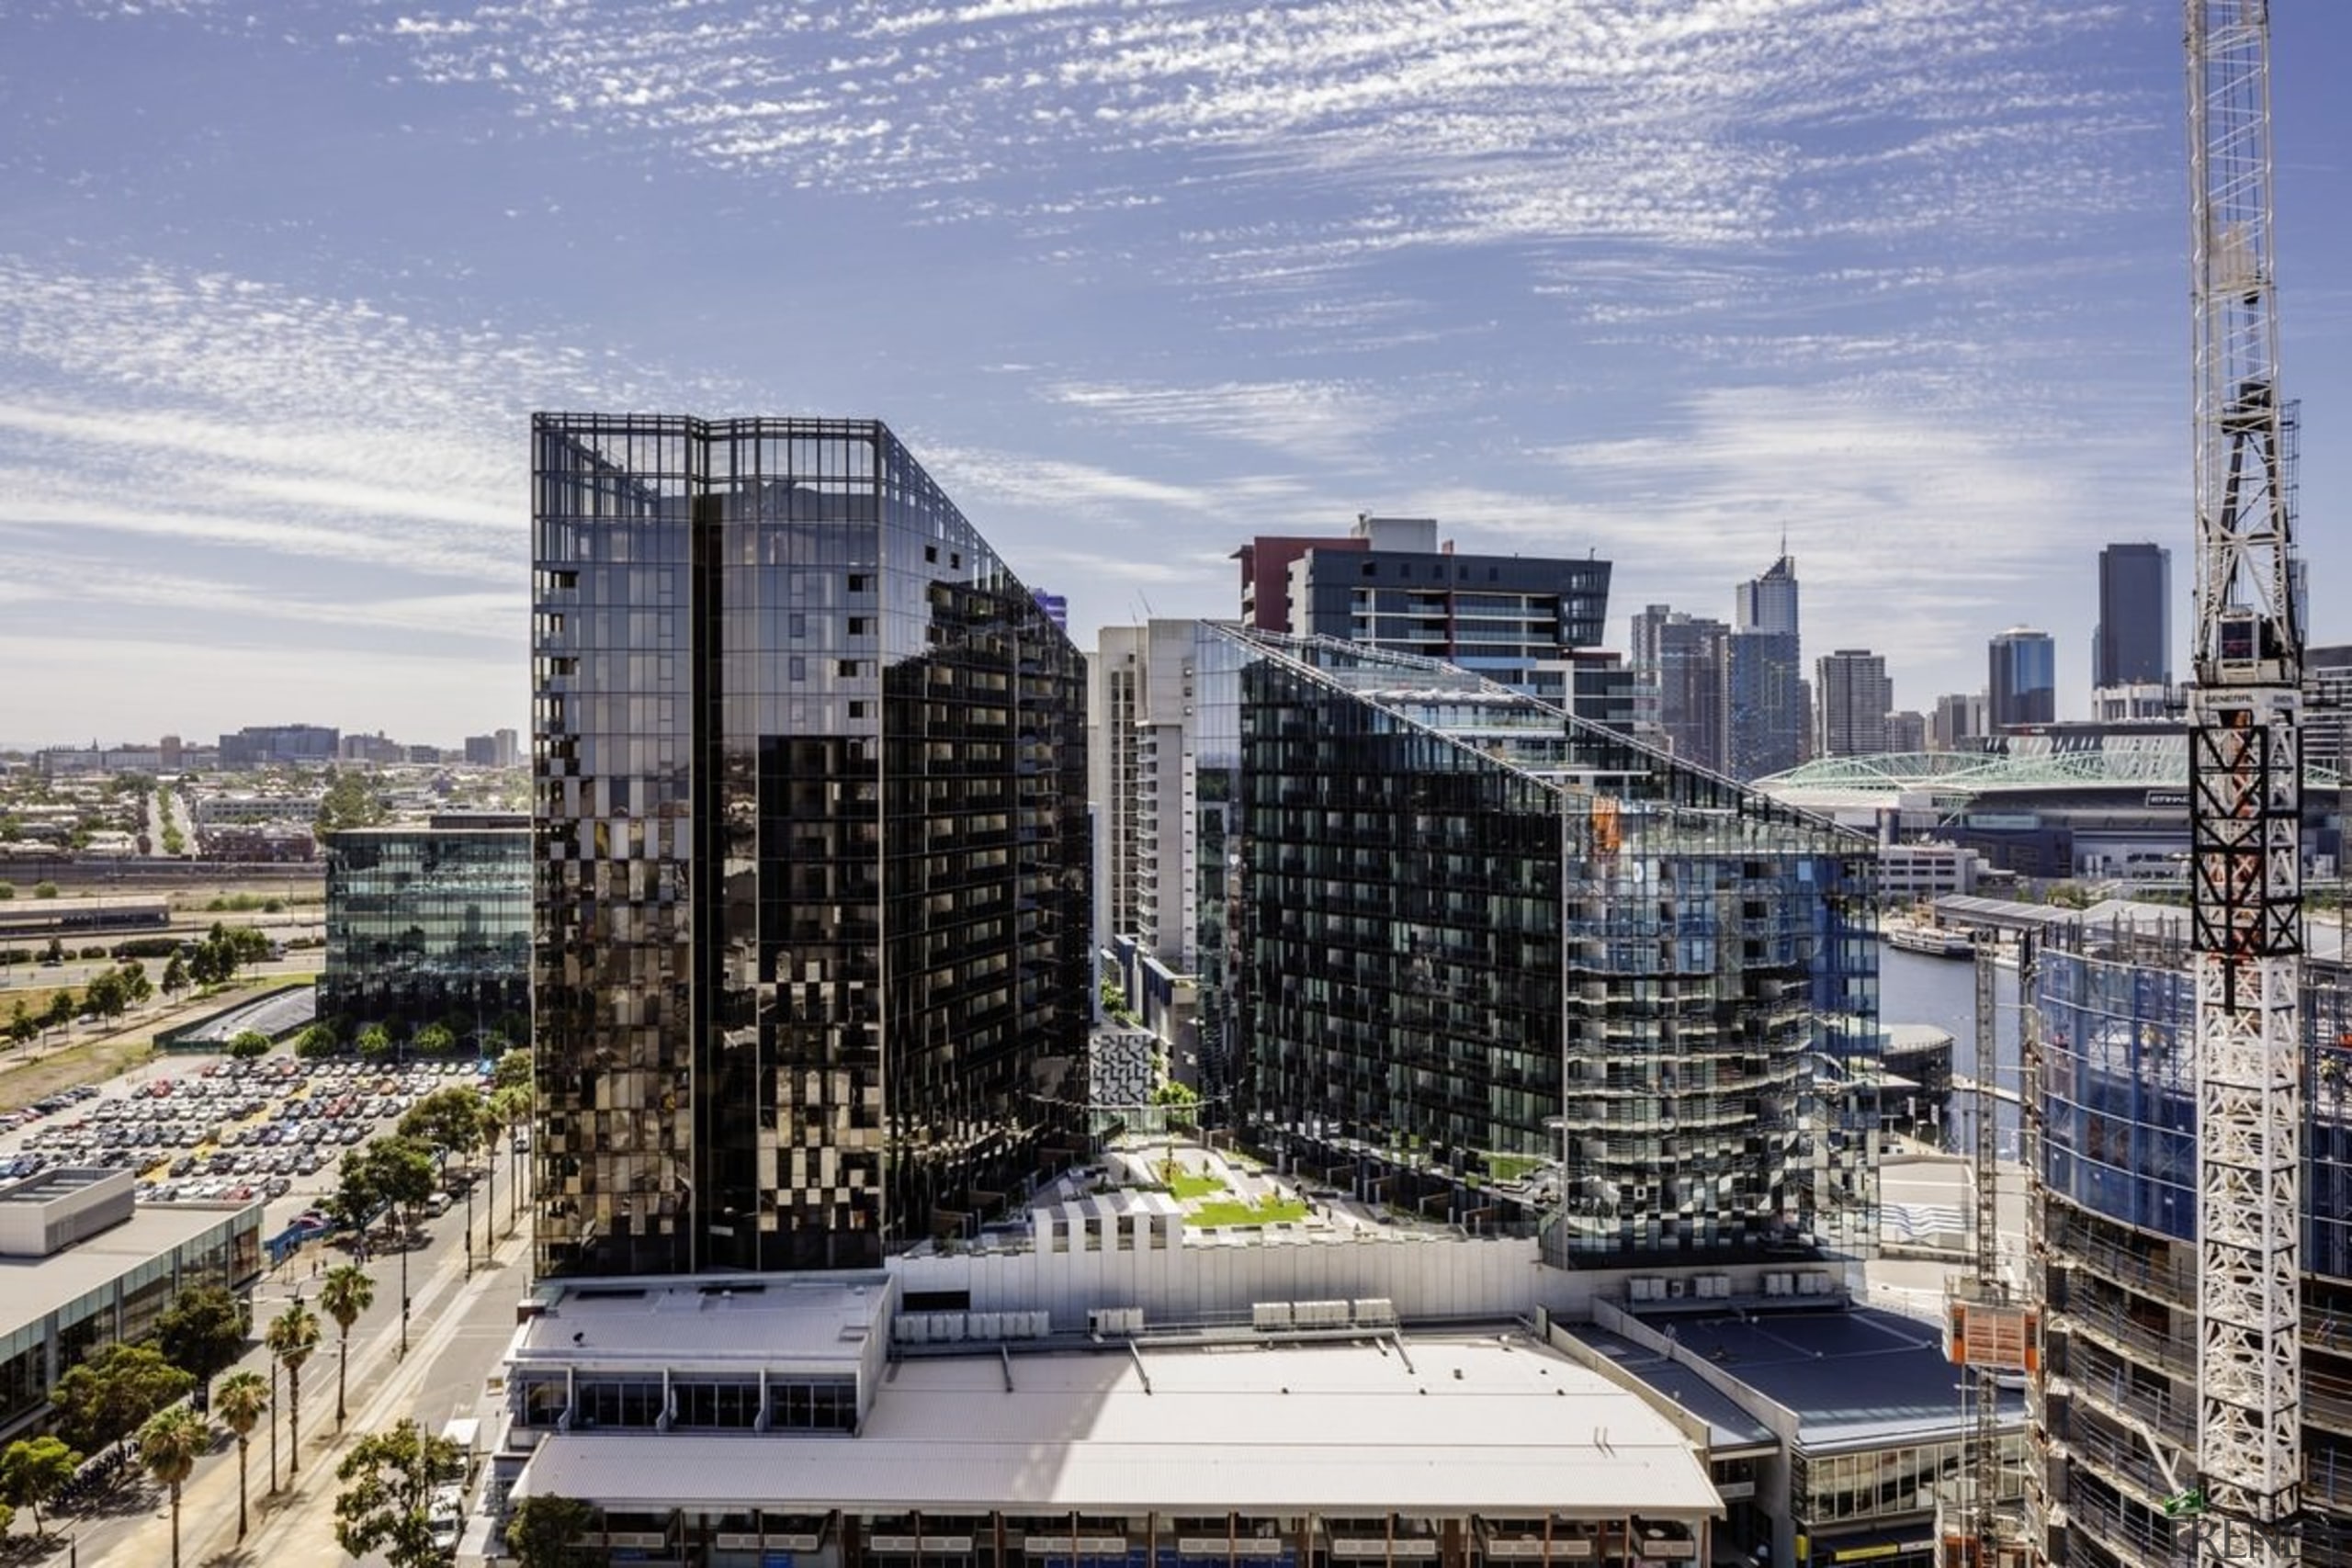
[[1930, 693, 1985, 752], [1736, 551, 1800, 637], [2094, 543, 2170, 689], [1726, 553, 1804, 780], [1815, 649, 1892, 758], [1884, 710, 1927, 753], [1630, 605, 1729, 773], [530, 414, 1091, 1277], [1988, 626, 2057, 729]]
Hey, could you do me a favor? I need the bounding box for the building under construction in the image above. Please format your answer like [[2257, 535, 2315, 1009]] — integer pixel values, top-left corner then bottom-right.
[[2027, 919, 2352, 1568]]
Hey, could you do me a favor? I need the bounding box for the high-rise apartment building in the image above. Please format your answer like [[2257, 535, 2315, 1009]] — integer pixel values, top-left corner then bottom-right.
[[2093, 542, 2170, 690], [1236, 515, 1618, 714], [1197, 632, 1879, 1265], [1091, 618, 1238, 1100], [1883, 710, 1926, 753], [1987, 626, 2056, 730], [1630, 605, 1729, 773], [530, 415, 1091, 1277], [1813, 649, 1892, 758]]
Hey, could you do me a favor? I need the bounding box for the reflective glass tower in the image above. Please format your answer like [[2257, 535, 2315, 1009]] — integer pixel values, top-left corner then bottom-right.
[[1987, 626, 2057, 730], [1197, 632, 1879, 1267], [531, 415, 1090, 1277]]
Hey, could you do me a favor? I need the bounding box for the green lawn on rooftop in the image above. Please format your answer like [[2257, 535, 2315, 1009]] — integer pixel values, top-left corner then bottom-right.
[[1161, 1164, 1227, 1200], [1188, 1194, 1310, 1228]]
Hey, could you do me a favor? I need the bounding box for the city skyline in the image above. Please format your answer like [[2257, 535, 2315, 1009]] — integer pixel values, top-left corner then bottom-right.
[[5, 2, 2351, 744]]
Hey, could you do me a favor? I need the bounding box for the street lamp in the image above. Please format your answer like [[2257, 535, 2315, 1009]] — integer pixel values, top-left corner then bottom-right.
[[267, 1357, 279, 1495]]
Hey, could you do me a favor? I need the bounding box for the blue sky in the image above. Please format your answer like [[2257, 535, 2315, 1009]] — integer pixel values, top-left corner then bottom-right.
[[4, 0, 2348, 748]]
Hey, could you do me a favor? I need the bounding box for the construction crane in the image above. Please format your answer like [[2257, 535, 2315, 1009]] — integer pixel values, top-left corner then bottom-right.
[[2186, 6, 2304, 1568]]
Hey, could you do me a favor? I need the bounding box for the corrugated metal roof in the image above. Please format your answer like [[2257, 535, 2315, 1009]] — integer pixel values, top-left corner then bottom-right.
[[516, 1330, 1718, 1517]]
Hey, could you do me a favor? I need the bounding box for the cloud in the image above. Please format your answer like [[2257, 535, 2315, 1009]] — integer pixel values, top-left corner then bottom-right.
[[362, 0, 2152, 276]]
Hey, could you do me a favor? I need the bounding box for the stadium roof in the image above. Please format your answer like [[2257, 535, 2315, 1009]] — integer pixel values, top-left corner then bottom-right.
[[1754, 741, 2344, 814]]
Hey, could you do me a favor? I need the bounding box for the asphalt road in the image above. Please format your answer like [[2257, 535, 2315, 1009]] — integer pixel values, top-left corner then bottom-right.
[[32, 1175, 531, 1568]]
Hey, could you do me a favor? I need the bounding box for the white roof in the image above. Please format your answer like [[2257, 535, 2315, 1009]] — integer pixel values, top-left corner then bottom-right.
[[513, 1276, 888, 1371], [518, 1330, 1718, 1517]]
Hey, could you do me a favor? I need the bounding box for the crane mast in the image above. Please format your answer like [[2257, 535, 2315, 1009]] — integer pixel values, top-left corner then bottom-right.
[[2187, 6, 2302, 1568]]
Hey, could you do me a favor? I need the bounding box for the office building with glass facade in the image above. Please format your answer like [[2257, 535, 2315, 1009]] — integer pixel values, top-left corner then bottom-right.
[[2028, 923, 2352, 1568], [1194, 631, 1880, 1268], [530, 415, 1090, 1278], [322, 818, 531, 1034]]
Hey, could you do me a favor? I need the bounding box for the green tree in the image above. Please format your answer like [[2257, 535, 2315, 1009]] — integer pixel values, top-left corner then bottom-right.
[[79, 969, 128, 1020], [400, 1085, 483, 1178], [6, 1000, 33, 1047], [411, 1021, 456, 1057], [40, 987, 75, 1031], [264, 1300, 322, 1478], [212, 1370, 268, 1540], [0, 878, 13, 898], [492, 1045, 534, 1093], [361, 1136, 436, 1359], [160, 952, 189, 996], [1152, 1078, 1200, 1132], [32, 880, 58, 899], [328, 1145, 384, 1234], [492, 1082, 532, 1235], [295, 1018, 341, 1058], [153, 1283, 251, 1395], [50, 1341, 194, 1455], [226, 1028, 272, 1061], [356, 1022, 395, 1062], [314, 769, 390, 841], [318, 1263, 377, 1429], [137, 1404, 209, 1568], [505, 1493, 600, 1568], [0, 1434, 81, 1539], [332, 1418, 462, 1568]]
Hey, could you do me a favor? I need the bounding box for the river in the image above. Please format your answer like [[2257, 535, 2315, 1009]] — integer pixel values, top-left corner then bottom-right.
[[1879, 942, 2022, 1156]]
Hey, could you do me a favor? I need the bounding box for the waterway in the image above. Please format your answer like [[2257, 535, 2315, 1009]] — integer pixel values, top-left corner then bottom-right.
[[1879, 942, 2022, 1156]]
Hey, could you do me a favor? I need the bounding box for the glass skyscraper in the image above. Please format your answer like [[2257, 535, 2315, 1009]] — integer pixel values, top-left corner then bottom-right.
[[530, 415, 1090, 1277], [1196, 631, 1879, 1267], [1988, 626, 2057, 730], [321, 818, 531, 1034]]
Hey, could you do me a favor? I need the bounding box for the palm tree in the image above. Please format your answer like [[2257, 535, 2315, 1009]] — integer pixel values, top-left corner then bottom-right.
[[137, 1404, 209, 1568], [264, 1300, 322, 1478], [477, 1094, 504, 1261], [317, 1264, 376, 1428], [493, 1083, 531, 1235], [212, 1369, 268, 1540]]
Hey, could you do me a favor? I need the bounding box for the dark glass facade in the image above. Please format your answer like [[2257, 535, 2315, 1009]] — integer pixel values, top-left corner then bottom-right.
[[322, 825, 531, 1032], [531, 415, 1089, 1278], [1198, 632, 1879, 1267]]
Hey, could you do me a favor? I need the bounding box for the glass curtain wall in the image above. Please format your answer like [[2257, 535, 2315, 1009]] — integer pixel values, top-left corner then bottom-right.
[[322, 827, 530, 1034], [1202, 630, 1877, 1268], [532, 415, 1088, 1278]]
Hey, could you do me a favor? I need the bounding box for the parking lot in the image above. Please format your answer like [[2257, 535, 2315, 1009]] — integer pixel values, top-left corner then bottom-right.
[[0, 1055, 498, 1211]]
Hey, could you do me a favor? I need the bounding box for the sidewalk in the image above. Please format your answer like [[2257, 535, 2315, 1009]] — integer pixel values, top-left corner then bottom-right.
[[94, 1219, 527, 1568]]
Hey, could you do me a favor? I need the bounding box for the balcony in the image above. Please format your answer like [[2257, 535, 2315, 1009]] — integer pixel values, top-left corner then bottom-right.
[[2063, 1482, 2194, 1568]]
